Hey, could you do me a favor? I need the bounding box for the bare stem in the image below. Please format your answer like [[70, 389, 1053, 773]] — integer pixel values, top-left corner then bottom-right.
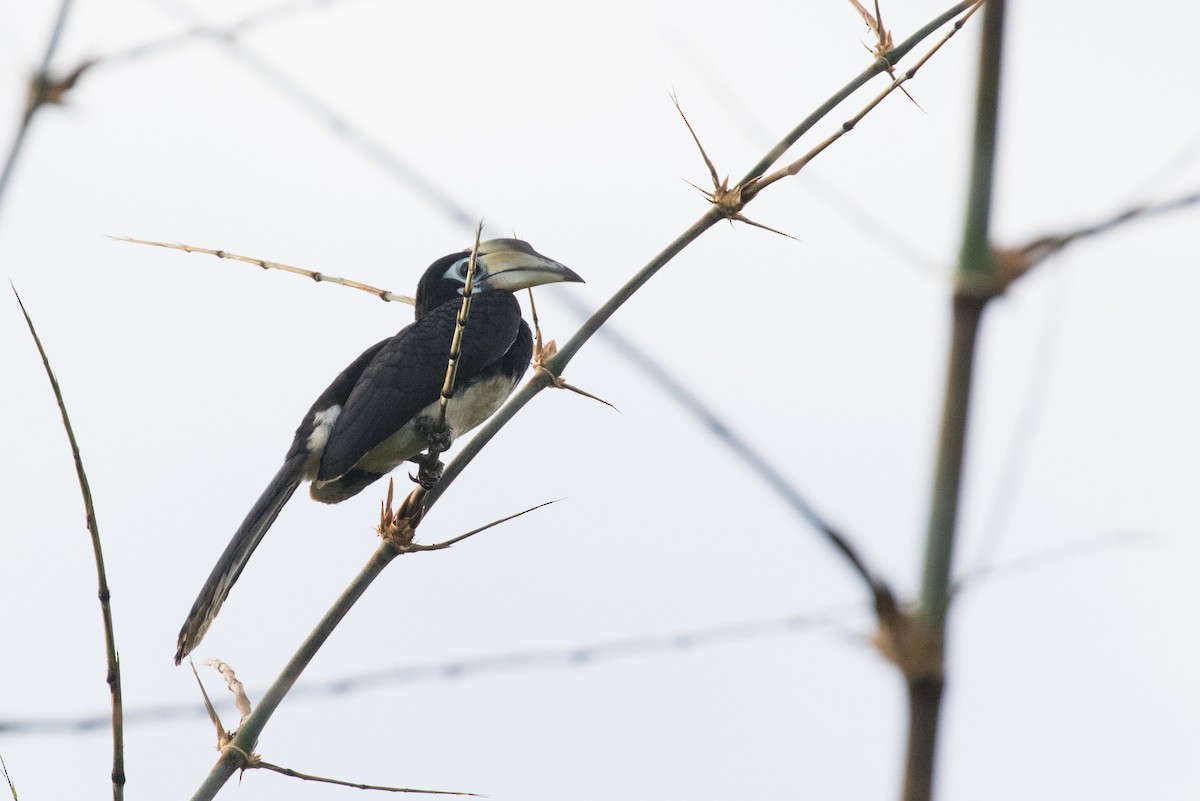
[[434, 225, 484, 434], [256, 761, 479, 796], [12, 287, 124, 801], [738, 0, 978, 185], [111, 237, 414, 304]]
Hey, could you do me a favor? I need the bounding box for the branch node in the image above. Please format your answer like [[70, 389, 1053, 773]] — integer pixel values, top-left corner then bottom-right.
[[873, 607, 944, 681], [378, 479, 427, 552]]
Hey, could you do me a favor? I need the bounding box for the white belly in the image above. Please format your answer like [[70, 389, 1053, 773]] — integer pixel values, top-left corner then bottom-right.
[[355, 373, 517, 474]]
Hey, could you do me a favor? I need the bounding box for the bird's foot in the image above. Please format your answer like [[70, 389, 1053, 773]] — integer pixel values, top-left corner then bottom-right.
[[411, 454, 444, 490], [416, 417, 454, 455]]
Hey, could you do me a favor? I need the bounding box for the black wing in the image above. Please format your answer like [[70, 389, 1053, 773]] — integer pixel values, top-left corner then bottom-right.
[[174, 336, 393, 662], [317, 292, 523, 482]]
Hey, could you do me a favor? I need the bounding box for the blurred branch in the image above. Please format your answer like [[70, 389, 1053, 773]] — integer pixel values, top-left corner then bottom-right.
[[1, 603, 862, 735], [100, 0, 371, 66], [995, 189, 1200, 285], [955, 530, 1151, 594], [968, 187, 1200, 571], [907, 3, 1006, 801], [149, 0, 476, 229], [0, 0, 77, 222], [5, 516, 1148, 740], [12, 287, 124, 801], [966, 273, 1065, 572]]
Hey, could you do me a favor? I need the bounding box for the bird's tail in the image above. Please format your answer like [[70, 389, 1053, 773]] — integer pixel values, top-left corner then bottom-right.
[[174, 455, 304, 664]]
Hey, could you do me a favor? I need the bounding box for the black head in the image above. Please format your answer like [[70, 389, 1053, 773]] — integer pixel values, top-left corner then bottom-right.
[[414, 239, 583, 318]]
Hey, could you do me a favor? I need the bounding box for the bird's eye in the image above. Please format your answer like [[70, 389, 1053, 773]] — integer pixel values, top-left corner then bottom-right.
[[458, 261, 471, 278]]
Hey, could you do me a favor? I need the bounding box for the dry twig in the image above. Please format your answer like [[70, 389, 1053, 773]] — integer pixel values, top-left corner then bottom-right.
[[111, 237, 415, 305], [12, 286, 125, 801], [1, 755, 17, 801]]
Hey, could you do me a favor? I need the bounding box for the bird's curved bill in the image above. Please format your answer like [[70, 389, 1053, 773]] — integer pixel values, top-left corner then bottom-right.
[[478, 239, 584, 290]]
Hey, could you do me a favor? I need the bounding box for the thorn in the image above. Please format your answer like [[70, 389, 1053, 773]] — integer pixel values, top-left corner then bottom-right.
[[732, 213, 799, 240], [671, 93, 721, 189], [555, 380, 621, 413], [847, 0, 924, 111]]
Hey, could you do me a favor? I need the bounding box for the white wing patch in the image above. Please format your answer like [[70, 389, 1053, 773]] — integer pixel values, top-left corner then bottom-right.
[[306, 405, 342, 455]]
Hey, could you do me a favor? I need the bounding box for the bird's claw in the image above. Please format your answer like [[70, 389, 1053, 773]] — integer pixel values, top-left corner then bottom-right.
[[412, 456, 444, 489], [416, 417, 454, 455]]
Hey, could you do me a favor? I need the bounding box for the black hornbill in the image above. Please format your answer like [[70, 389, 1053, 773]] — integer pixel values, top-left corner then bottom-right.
[[175, 239, 582, 664]]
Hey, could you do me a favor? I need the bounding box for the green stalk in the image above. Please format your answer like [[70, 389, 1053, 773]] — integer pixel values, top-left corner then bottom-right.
[[906, 2, 1006, 800]]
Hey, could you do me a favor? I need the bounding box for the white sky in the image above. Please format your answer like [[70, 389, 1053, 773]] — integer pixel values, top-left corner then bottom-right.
[[3, 1, 1200, 799]]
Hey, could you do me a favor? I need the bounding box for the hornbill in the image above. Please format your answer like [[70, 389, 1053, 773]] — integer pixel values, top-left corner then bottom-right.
[[175, 239, 582, 664]]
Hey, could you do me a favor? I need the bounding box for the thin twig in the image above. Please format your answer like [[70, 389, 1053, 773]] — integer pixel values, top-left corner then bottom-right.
[[966, 271, 1067, 573], [752, 1, 982, 196], [12, 286, 125, 801], [256, 761, 479, 796], [1, 754, 16, 801], [9, 516, 1161, 739], [3, 602, 864, 735], [955, 530, 1152, 595], [434, 224, 484, 435], [1005, 189, 1200, 278], [98, 0, 371, 67], [148, 0, 476, 229], [411, 500, 560, 551], [111, 237, 414, 304], [738, 0, 978, 184], [968, 188, 1200, 568], [662, 26, 941, 272]]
